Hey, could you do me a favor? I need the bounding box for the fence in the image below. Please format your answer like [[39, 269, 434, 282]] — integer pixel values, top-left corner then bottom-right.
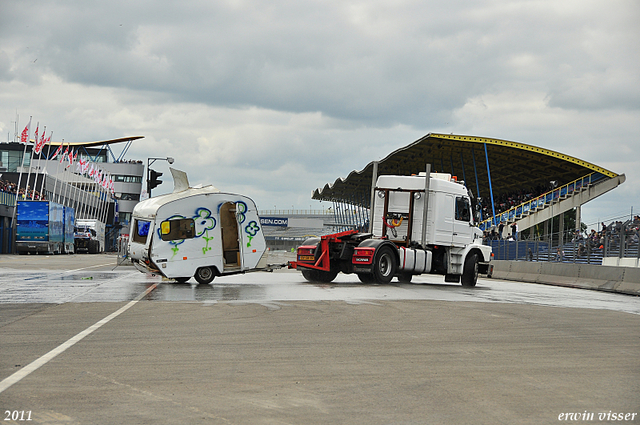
[[487, 225, 640, 265]]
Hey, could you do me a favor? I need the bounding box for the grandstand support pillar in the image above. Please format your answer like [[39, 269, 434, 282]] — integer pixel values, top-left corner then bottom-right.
[[459, 151, 467, 185], [483, 143, 497, 227], [368, 161, 378, 233], [544, 219, 549, 245], [559, 211, 565, 246], [575, 206, 581, 231], [471, 148, 481, 219]]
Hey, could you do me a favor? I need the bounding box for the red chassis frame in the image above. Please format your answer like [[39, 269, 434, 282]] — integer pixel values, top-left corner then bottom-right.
[[288, 230, 360, 272]]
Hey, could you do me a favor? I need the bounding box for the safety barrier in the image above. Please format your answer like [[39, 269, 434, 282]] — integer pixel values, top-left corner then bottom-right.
[[490, 260, 640, 296]]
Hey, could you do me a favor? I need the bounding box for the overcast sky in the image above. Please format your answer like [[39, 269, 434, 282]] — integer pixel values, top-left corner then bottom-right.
[[1, 0, 638, 227]]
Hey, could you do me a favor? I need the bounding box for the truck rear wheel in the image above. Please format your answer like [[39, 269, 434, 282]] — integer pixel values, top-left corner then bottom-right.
[[301, 269, 338, 283], [194, 266, 216, 284], [397, 273, 412, 283], [373, 246, 397, 284], [461, 253, 479, 287], [358, 273, 376, 283]]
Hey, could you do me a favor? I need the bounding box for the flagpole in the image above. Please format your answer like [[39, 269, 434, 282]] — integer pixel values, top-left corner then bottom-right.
[[80, 175, 90, 219], [39, 131, 52, 199], [14, 116, 32, 203], [84, 162, 96, 219], [62, 148, 74, 208], [78, 158, 88, 219], [98, 171, 106, 222], [103, 181, 111, 225], [52, 140, 65, 203], [31, 125, 45, 200], [90, 170, 99, 219], [102, 176, 111, 225], [70, 151, 80, 212], [11, 116, 32, 253], [24, 122, 38, 201]]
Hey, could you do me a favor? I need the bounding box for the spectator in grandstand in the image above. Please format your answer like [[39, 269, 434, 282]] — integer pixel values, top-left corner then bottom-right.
[[555, 247, 564, 262], [571, 229, 583, 243]]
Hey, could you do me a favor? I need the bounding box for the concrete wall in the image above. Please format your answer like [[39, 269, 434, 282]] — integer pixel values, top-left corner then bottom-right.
[[602, 257, 640, 268], [491, 260, 640, 296]]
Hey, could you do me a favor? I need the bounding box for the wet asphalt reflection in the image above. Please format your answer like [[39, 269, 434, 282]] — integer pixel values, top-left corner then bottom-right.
[[0, 266, 638, 315]]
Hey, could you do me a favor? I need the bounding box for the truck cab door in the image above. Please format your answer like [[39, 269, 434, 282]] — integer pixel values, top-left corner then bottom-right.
[[434, 193, 454, 245], [452, 196, 473, 246]]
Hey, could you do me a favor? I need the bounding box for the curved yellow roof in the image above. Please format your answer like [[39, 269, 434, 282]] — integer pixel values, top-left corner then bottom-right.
[[313, 133, 619, 205]]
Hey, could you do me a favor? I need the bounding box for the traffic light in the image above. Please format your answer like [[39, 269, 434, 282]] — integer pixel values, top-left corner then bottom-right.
[[148, 169, 163, 194]]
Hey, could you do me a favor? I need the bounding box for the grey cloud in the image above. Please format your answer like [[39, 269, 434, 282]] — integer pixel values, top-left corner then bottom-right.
[[6, 0, 638, 126]]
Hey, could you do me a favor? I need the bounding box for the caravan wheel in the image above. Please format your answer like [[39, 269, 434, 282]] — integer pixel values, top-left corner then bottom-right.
[[194, 267, 216, 284], [174, 277, 191, 284]]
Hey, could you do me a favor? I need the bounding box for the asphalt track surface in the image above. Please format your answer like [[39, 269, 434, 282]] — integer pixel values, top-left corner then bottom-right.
[[0, 253, 638, 425]]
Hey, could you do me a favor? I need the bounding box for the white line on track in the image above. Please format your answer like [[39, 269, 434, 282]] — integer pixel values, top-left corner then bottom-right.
[[0, 282, 158, 394], [65, 262, 118, 273]]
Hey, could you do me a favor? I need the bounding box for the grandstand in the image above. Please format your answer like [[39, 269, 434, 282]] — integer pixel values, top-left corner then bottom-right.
[[310, 133, 629, 264]]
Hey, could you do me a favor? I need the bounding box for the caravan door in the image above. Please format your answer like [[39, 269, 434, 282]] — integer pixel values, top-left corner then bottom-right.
[[235, 199, 266, 270], [220, 202, 241, 270]]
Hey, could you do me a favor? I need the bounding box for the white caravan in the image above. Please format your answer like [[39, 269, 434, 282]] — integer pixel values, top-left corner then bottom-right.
[[128, 169, 268, 284]]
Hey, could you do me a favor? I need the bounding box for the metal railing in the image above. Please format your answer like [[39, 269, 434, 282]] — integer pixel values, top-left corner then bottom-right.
[[0, 191, 16, 207], [486, 224, 640, 265], [259, 209, 333, 216], [479, 172, 606, 231]]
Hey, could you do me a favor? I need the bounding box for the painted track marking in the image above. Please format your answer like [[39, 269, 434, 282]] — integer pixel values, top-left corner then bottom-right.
[[0, 283, 158, 394]]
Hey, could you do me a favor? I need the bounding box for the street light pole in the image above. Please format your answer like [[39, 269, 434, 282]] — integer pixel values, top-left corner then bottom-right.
[[146, 156, 174, 198]]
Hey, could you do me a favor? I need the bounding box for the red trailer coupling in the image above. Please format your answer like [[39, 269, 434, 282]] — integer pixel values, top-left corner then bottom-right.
[[288, 229, 360, 271]]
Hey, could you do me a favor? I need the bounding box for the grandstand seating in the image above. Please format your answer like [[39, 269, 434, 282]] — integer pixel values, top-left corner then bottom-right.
[[489, 237, 639, 265], [479, 172, 606, 231]]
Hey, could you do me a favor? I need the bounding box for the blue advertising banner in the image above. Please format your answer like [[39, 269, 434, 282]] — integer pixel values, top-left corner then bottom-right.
[[260, 217, 289, 227]]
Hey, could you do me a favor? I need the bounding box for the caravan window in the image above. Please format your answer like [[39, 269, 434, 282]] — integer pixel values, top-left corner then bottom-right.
[[160, 218, 196, 241], [132, 220, 151, 244]]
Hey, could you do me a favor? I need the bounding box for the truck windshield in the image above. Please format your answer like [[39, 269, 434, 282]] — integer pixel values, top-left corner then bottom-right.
[[132, 220, 151, 244]]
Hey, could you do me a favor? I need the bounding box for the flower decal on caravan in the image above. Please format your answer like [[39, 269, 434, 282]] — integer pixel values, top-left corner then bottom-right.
[[244, 221, 260, 247], [194, 208, 216, 254], [235, 201, 248, 224]]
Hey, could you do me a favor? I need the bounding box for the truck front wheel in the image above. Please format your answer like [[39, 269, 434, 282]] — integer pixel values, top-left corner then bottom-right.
[[373, 246, 397, 284], [461, 253, 479, 287], [195, 266, 216, 284]]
